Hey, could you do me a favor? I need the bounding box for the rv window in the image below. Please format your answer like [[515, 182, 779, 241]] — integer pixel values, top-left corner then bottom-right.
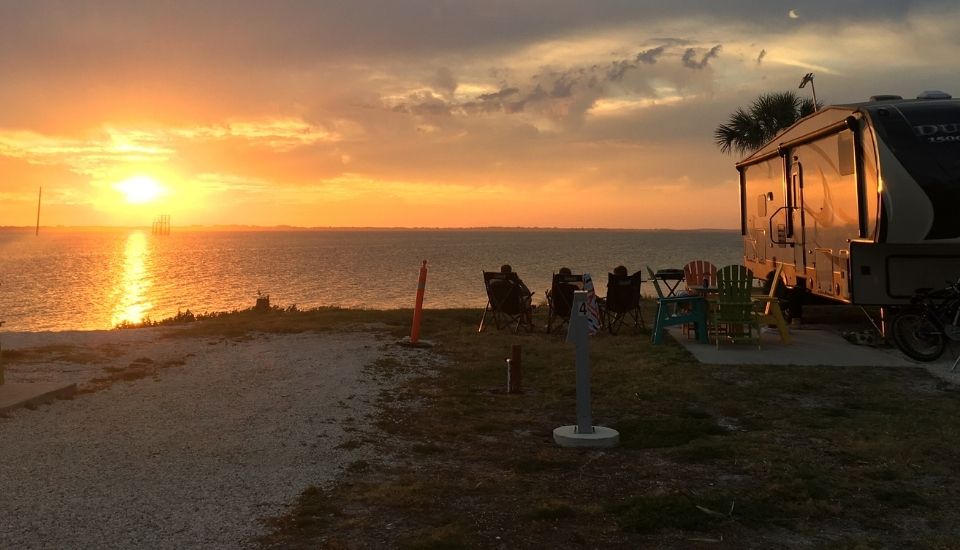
[[757, 193, 767, 217], [838, 131, 854, 176]]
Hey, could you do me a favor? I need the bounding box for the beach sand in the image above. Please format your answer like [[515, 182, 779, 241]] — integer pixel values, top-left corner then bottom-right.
[[0, 327, 426, 548]]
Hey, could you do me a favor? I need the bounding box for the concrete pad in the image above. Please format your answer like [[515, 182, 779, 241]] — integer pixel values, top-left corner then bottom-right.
[[0, 383, 77, 415], [668, 325, 960, 384], [671, 326, 911, 366], [554, 425, 619, 448]]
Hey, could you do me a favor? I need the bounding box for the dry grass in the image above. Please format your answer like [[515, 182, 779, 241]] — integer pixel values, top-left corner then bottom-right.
[[77, 356, 189, 394], [2, 344, 107, 365]]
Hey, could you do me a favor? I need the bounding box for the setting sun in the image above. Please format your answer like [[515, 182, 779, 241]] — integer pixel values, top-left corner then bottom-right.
[[114, 175, 164, 204]]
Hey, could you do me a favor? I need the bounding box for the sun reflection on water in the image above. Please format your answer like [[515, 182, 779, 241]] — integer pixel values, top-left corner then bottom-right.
[[111, 231, 153, 326]]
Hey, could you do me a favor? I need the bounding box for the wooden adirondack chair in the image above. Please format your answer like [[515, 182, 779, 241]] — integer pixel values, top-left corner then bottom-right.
[[713, 265, 760, 349], [646, 266, 708, 344], [753, 262, 791, 344], [683, 260, 718, 294], [680, 260, 718, 337]]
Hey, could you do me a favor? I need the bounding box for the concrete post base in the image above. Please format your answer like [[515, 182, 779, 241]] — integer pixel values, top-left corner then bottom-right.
[[553, 425, 619, 448]]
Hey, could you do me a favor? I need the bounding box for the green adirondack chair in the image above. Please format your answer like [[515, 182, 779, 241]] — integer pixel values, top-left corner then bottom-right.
[[713, 264, 760, 349]]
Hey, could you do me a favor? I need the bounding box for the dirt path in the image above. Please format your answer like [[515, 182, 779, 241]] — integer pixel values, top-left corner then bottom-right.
[[0, 329, 407, 549]]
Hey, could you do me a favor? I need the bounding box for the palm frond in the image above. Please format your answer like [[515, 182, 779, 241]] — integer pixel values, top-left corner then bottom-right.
[[715, 90, 823, 156]]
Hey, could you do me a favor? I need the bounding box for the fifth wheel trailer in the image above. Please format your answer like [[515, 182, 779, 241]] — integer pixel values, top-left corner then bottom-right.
[[735, 91, 960, 312]]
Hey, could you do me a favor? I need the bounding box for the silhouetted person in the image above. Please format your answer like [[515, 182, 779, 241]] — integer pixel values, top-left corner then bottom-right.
[[613, 265, 628, 277], [547, 266, 575, 301], [501, 264, 533, 320]]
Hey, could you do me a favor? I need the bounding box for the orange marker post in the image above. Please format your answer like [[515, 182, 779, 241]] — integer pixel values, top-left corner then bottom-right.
[[410, 260, 428, 344]]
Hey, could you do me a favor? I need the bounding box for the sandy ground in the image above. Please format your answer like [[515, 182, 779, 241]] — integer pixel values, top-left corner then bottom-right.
[[0, 328, 428, 549]]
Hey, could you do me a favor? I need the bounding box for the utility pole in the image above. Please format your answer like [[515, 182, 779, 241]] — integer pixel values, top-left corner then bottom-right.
[[799, 73, 819, 111], [35, 186, 42, 236]]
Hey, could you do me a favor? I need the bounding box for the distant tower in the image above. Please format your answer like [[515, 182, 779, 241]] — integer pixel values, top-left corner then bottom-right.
[[152, 214, 171, 236]]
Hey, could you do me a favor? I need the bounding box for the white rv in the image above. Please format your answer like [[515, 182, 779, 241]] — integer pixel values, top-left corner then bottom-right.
[[736, 92, 960, 313]]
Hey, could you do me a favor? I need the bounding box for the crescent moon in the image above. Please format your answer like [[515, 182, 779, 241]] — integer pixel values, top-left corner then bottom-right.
[[788, 9, 800, 19]]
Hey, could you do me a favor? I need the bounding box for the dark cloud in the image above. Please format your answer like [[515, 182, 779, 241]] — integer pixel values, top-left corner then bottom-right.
[[605, 45, 667, 80], [478, 88, 520, 101], [756, 49, 767, 64], [681, 44, 722, 69], [550, 73, 580, 98], [636, 46, 666, 64], [397, 40, 715, 122], [606, 60, 635, 81], [393, 92, 452, 116]]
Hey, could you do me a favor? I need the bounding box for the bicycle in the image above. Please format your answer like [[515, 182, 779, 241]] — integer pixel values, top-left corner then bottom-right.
[[891, 278, 960, 368]]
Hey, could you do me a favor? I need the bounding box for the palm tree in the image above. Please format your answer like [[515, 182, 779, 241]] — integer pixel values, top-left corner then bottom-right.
[[714, 91, 819, 155]]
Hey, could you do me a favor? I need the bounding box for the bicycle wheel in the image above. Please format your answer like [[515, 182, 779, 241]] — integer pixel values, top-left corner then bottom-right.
[[892, 312, 946, 362]]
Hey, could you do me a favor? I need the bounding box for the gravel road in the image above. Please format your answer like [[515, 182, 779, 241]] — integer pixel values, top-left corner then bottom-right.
[[0, 330, 409, 549]]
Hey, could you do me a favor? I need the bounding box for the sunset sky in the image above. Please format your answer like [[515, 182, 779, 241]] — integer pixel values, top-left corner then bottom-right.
[[2, 1, 959, 229]]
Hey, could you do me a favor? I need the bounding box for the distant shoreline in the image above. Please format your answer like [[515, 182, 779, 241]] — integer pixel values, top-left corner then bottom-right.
[[0, 225, 739, 233]]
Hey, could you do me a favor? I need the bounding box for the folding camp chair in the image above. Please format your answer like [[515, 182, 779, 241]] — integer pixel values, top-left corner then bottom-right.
[[478, 271, 535, 333], [604, 271, 645, 335], [546, 272, 584, 334]]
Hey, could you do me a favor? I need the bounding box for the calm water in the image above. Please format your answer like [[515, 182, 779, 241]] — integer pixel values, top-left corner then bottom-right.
[[0, 229, 742, 331]]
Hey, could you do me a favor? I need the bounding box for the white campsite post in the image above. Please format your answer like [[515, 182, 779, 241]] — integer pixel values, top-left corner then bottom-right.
[[553, 290, 619, 448]]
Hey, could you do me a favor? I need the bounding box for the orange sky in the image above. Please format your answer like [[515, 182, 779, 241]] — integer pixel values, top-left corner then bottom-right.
[[2, 1, 958, 228]]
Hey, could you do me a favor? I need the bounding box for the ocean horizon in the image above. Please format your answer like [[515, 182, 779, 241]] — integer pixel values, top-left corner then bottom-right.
[[0, 228, 743, 332], [0, 225, 739, 232]]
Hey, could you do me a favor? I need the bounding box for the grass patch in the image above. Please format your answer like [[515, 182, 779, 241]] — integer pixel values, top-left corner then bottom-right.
[[135, 304, 413, 339], [335, 439, 363, 450], [871, 488, 927, 509], [400, 522, 467, 550], [618, 414, 729, 449], [1, 344, 106, 365], [146, 305, 960, 547], [612, 492, 730, 533], [345, 460, 369, 473], [672, 440, 738, 462], [410, 443, 445, 455], [526, 499, 579, 520], [78, 356, 190, 394], [260, 484, 342, 544]]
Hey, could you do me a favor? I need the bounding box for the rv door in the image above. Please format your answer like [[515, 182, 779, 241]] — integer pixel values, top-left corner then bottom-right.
[[790, 158, 809, 272], [767, 157, 801, 248]]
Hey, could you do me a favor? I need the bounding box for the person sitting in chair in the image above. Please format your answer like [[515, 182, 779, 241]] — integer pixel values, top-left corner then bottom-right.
[[501, 264, 533, 321], [500, 264, 532, 302], [613, 265, 628, 277], [545, 267, 573, 300]]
